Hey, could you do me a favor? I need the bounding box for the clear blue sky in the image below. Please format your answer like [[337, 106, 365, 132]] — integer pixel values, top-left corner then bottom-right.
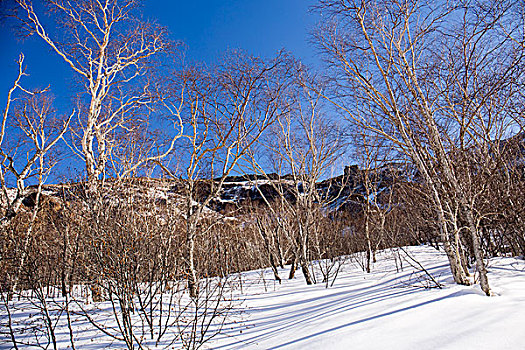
[[0, 0, 318, 105], [0, 0, 321, 178], [142, 0, 318, 63]]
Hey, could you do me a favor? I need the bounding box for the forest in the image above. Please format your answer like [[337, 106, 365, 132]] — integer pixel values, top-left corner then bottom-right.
[[1, 0, 524, 349]]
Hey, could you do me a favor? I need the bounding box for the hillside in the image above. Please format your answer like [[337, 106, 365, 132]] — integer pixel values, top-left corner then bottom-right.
[[3, 163, 397, 221], [211, 246, 525, 349], [2, 245, 524, 349]]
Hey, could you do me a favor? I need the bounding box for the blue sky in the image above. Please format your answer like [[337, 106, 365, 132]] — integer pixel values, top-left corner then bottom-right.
[[0, 0, 318, 104], [142, 0, 318, 63], [0, 0, 321, 178]]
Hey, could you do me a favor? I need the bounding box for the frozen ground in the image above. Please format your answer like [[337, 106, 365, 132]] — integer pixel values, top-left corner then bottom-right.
[[213, 246, 525, 349], [2, 245, 525, 349]]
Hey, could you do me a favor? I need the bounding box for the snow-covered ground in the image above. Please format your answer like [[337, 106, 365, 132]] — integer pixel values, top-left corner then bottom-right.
[[2, 245, 524, 349], [214, 246, 525, 349]]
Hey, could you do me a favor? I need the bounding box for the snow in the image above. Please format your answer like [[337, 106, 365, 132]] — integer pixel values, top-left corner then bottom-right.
[[213, 247, 525, 350], [2, 246, 524, 349]]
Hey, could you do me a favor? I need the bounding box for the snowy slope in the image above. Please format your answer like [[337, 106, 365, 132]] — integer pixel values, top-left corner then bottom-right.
[[2, 246, 524, 349], [213, 246, 525, 350]]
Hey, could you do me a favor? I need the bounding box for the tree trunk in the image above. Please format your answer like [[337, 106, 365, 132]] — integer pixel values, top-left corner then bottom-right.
[[301, 262, 313, 285], [288, 255, 297, 279], [299, 232, 313, 285], [365, 214, 372, 273], [256, 221, 281, 283], [186, 229, 198, 299], [464, 207, 490, 295]]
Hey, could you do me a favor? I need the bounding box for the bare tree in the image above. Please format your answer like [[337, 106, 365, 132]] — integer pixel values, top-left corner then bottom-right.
[[249, 70, 346, 285], [15, 0, 181, 187], [159, 51, 295, 298], [0, 54, 70, 224], [0, 54, 71, 298], [313, 0, 525, 295], [352, 132, 397, 273], [0, 54, 71, 350]]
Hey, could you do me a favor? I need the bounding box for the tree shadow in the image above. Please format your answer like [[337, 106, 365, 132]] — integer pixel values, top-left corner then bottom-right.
[[270, 291, 464, 349], [214, 263, 455, 349]]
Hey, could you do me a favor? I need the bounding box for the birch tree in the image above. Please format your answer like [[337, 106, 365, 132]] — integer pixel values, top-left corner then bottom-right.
[[160, 51, 295, 298], [249, 70, 345, 285], [0, 54, 71, 304], [15, 0, 180, 186], [314, 0, 524, 295], [0, 53, 70, 224]]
